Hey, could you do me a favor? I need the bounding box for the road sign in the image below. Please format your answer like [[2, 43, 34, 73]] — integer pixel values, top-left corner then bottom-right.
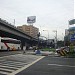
[[70, 34, 75, 41]]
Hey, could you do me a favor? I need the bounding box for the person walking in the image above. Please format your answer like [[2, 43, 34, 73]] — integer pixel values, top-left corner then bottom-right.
[[23, 46, 26, 54]]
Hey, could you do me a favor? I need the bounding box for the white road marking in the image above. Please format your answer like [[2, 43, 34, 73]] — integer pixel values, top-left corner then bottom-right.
[[0, 62, 27, 65], [0, 54, 45, 75], [9, 56, 45, 75], [3, 60, 25, 64], [48, 64, 75, 68], [0, 65, 19, 69], [0, 67, 15, 72], [0, 60, 27, 66], [0, 64, 24, 68], [0, 71, 9, 75], [0, 54, 21, 58], [0, 59, 5, 61], [3, 60, 21, 63]]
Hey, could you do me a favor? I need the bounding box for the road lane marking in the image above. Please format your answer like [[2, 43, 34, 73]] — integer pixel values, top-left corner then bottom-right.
[[0, 59, 5, 61], [0, 62, 27, 67], [0, 67, 15, 72], [0, 62, 27, 66], [0, 65, 19, 69], [9, 56, 45, 75], [0, 64, 24, 68], [0, 71, 9, 75], [3, 60, 25, 64], [0, 54, 45, 75], [48, 64, 75, 68], [0, 54, 22, 58]]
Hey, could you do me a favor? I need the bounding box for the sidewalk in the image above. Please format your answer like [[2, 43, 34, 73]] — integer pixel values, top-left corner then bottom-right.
[[0, 50, 57, 57], [26, 50, 56, 56]]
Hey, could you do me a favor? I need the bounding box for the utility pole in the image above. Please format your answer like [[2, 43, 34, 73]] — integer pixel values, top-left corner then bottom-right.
[[14, 19, 15, 26], [53, 30, 57, 49]]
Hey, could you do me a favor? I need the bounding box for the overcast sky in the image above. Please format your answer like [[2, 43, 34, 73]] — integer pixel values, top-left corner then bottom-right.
[[0, 0, 74, 40]]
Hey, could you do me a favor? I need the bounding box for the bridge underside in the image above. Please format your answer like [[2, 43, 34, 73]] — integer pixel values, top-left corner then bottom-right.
[[0, 30, 47, 49], [0, 19, 47, 49], [0, 30, 37, 46]]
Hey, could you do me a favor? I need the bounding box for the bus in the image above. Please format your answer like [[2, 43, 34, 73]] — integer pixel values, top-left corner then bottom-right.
[[0, 37, 21, 51]]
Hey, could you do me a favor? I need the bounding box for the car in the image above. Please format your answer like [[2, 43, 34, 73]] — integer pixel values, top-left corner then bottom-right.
[[29, 47, 33, 50]]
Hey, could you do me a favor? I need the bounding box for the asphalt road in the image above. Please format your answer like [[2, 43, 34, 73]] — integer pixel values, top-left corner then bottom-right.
[[0, 52, 43, 75], [0, 50, 23, 57], [0, 51, 75, 75], [16, 56, 75, 75]]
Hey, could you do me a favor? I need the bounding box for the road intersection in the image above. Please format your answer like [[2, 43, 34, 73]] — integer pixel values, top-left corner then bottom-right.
[[0, 51, 75, 75], [0, 53, 44, 75]]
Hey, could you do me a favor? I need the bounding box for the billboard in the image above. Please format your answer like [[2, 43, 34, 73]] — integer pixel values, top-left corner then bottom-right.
[[27, 16, 36, 23]]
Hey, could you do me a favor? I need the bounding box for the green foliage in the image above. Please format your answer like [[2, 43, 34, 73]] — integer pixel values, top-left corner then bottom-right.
[[67, 52, 75, 58], [41, 48, 55, 52], [69, 43, 74, 52]]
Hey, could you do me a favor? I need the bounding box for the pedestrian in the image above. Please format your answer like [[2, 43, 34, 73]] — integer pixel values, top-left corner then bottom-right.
[[7, 47, 10, 51], [23, 46, 26, 54]]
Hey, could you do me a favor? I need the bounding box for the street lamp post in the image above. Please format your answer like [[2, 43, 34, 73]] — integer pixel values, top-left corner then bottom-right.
[[53, 30, 57, 49], [43, 30, 49, 47], [43, 30, 49, 40], [37, 32, 40, 49]]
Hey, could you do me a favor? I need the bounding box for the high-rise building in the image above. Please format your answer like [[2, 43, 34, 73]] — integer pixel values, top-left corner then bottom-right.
[[17, 25, 39, 38]]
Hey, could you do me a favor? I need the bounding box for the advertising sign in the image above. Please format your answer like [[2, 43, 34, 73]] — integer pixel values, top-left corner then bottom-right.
[[70, 34, 75, 41], [27, 16, 36, 24]]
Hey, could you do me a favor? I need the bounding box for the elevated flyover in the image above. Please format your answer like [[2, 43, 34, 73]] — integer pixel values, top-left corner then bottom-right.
[[0, 18, 38, 49]]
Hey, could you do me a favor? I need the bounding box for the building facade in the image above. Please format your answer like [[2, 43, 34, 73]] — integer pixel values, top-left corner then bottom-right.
[[17, 25, 39, 38], [65, 29, 69, 36], [64, 27, 75, 46]]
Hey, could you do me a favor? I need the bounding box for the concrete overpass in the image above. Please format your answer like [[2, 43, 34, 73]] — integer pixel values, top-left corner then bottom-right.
[[0, 18, 38, 49]]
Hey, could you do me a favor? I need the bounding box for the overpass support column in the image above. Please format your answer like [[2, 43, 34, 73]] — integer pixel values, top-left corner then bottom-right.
[[21, 40, 25, 50], [21, 40, 29, 50]]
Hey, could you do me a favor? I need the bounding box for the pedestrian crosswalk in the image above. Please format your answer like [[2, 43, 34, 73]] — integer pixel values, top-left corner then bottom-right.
[[0, 54, 44, 75], [0, 60, 27, 75]]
